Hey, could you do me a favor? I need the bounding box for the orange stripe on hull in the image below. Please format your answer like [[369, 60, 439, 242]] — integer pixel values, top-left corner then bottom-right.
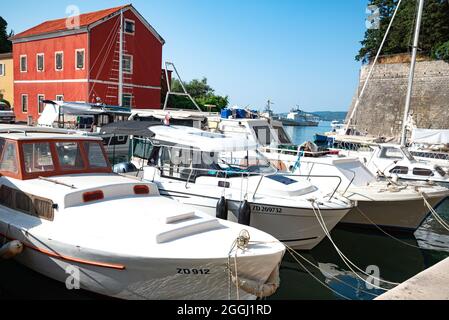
[[0, 232, 126, 270]]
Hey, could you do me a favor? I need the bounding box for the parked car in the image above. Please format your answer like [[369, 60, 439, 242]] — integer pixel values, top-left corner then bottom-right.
[[0, 101, 15, 123]]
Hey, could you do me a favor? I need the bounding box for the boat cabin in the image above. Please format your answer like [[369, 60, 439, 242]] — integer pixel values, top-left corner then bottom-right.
[[215, 118, 293, 147], [0, 130, 111, 180]]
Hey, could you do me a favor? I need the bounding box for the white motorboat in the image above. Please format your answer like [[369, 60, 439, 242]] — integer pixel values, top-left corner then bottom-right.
[[281, 107, 319, 127], [38, 100, 132, 157], [330, 141, 449, 184], [293, 155, 449, 232], [0, 125, 285, 300], [117, 125, 354, 251]]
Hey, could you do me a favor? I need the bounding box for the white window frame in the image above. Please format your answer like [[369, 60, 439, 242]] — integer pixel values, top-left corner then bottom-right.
[[122, 54, 133, 74], [0, 63, 5, 76], [37, 94, 45, 114], [75, 49, 85, 70], [124, 19, 136, 35], [56, 95, 64, 101], [36, 53, 45, 72], [122, 93, 133, 108], [55, 51, 64, 71], [21, 94, 28, 113], [20, 55, 28, 73]]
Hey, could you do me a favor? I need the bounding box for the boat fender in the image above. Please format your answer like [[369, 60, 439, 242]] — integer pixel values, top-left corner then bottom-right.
[[238, 200, 251, 226], [0, 241, 23, 260], [231, 266, 280, 298], [216, 196, 228, 220]]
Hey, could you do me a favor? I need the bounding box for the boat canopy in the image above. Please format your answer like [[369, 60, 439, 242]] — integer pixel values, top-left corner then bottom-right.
[[150, 126, 259, 152], [100, 121, 161, 138], [411, 129, 449, 145], [38, 100, 131, 127], [130, 109, 216, 121]]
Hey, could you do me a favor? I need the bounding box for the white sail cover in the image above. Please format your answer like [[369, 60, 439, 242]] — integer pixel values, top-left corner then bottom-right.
[[411, 129, 449, 145]]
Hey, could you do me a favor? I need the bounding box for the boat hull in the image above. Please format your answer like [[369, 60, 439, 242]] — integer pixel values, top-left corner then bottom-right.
[[0, 231, 282, 300], [340, 195, 447, 232], [160, 189, 348, 250]]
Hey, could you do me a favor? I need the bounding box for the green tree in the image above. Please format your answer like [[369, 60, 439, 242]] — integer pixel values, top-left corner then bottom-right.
[[356, 0, 449, 63], [0, 17, 13, 54], [169, 77, 229, 112]]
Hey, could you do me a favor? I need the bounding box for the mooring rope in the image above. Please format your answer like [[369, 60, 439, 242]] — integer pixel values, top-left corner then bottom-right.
[[310, 200, 399, 289], [284, 244, 380, 298], [283, 245, 351, 300], [421, 193, 449, 232]]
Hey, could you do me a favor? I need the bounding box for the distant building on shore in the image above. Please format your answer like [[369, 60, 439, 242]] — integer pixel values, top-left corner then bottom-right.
[[0, 52, 14, 108], [10, 4, 165, 123]]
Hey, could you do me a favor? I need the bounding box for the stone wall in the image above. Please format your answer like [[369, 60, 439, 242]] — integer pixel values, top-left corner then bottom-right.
[[346, 60, 449, 141]]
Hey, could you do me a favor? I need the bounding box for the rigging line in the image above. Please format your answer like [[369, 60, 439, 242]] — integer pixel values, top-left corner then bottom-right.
[[88, 16, 121, 74], [311, 202, 399, 288], [284, 246, 351, 301], [88, 18, 122, 98], [345, 0, 404, 131], [285, 246, 380, 298]]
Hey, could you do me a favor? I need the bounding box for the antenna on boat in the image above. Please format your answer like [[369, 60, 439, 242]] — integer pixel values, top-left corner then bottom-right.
[[163, 62, 202, 112], [400, 0, 425, 147]]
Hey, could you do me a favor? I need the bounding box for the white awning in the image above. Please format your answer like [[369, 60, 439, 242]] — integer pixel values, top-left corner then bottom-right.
[[411, 129, 449, 145], [150, 125, 259, 152]]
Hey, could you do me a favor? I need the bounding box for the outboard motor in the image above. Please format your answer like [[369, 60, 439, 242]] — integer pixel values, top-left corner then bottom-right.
[[113, 162, 138, 174], [238, 200, 251, 226], [216, 196, 228, 220]]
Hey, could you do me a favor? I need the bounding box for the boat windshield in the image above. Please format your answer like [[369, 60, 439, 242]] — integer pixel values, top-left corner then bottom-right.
[[219, 150, 277, 175], [158, 145, 276, 181], [272, 125, 292, 145], [15, 139, 111, 179]]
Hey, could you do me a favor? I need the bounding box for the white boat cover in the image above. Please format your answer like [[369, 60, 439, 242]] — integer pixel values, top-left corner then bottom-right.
[[411, 129, 449, 145], [150, 125, 259, 152], [38, 101, 131, 127]]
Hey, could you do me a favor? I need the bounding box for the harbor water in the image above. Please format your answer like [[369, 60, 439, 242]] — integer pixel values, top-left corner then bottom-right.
[[1, 121, 449, 300]]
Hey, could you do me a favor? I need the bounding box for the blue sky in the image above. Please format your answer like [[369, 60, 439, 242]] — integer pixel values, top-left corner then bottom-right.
[[3, 0, 370, 112]]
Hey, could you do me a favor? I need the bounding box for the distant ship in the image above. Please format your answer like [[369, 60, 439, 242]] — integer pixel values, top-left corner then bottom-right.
[[281, 107, 319, 127]]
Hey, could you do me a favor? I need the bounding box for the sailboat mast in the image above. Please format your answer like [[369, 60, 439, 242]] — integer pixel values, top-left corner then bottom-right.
[[118, 10, 124, 106], [400, 0, 425, 146]]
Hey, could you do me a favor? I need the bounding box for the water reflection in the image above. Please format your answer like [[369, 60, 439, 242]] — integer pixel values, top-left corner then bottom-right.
[[271, 198, 449, 300]]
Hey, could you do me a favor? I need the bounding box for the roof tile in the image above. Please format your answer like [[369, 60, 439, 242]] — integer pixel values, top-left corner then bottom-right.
[[12, 5, 130, 40]]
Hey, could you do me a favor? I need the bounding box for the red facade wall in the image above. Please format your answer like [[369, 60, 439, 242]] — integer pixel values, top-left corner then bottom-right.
[[13, 7, 163, 122], [14, 34, 89, 122], [88, 10, 162, 108]]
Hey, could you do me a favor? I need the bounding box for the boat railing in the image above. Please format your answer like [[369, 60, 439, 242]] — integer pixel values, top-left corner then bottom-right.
[[157, 164, 344, 202], [299, 159, 357, 196]]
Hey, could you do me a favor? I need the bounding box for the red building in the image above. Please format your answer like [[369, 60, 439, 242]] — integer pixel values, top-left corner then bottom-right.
[[11, 5, 165, 122]]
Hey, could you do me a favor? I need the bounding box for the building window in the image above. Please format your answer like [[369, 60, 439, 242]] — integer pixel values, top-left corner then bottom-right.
[[56, 95, 64, 101], [55, 52, 64, 71], [123, 54, 133, 74], [38, 94, 45, 114], [0, 63, 4, 76], [21, 94, 28, 113], [37, 54, 44, 72], [124, 19, 135, 35], [20, 55, 27, 72], [122, 94, 132, 108], [75, 49, 85, 70]]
